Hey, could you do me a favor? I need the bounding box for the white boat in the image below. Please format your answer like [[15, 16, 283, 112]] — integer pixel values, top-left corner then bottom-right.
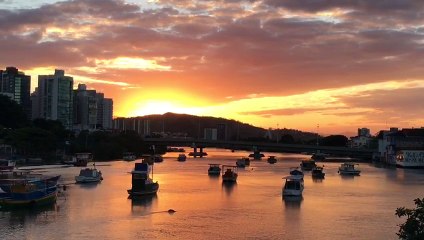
[[123, 152, 137, 161], [177, 154, 187, 162], [338, 163, 361, 176], [282, 175, 304, 197], [75, 167, 103, 183], [396, 150, 424, 168]]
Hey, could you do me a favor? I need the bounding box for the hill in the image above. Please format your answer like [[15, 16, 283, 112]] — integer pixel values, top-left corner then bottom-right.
[[116, 112, 319, 144]]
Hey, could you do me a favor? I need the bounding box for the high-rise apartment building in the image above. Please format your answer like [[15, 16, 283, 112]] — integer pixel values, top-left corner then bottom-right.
[[0, 67, 31, 118], [73, 84, 97, 130], [34, 70, 73, 129]]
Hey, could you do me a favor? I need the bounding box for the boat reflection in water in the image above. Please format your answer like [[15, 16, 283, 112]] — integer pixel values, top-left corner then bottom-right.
[[283, 195, 303, 209], [222, 182, 237, 196], [130, 195, 158, 216]]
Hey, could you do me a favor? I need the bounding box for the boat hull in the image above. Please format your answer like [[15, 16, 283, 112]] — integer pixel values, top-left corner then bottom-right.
[[128, 183, 159, 196], [0, 189, 57, 208], [75, 176, 102, 183]]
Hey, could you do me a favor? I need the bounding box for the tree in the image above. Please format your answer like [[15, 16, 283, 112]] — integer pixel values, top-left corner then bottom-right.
[[0, 94, 29, 128], [396, 198, 424, 240]]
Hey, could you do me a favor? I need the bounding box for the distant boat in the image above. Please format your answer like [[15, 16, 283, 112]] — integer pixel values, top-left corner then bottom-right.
[[167, 147, 185, 152], [311, 153, 326, 161], [63, 153, 92, 167], [123, 152, 137, 161], [311, 166, 325, 179], [338, 163, 361, 176], [289, 167, 304, 180], [222, 165, 238, 182], [127, 162, 159, 197], [0, 174, 60, 208], [75, 167, 103, 183], [248, 153, 264, 160], [267, 156, 277, 164], [208, 164, 221, 175], [177, 154, 187, 162], [282, 175, 304, 197], [236, 157, 250, 168], [300, 160, 316, 171]]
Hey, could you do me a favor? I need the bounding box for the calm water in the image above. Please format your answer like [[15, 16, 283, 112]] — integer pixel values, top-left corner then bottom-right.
[[1, 148, 424, 240]]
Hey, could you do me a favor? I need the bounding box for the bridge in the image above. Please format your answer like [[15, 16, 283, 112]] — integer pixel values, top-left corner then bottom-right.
[[143, 138, 375, 159]]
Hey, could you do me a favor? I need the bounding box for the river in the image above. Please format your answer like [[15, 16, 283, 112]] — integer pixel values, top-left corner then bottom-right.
[[1, 148, 423, 240]]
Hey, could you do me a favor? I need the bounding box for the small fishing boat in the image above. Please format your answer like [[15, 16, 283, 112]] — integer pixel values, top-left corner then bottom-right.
[[267, 156, 277, 164], [123, 152, 137, 161], [0, 174, 60, 208], [128, 162, 159, 197], [338, 163, 361, 176], [152, 155, 163, 163], [236, 157, 250, 167], [177, 154, 187, 162], [75, 167, 103, 183], [222, 165, 238, 182], [289, 167, 304, 180], [300, 160, 316, 171], [282, 175, 304, 197], [312, 166, 325, 179], [208, 164, 221, 175], [311, 152, 326, 161]]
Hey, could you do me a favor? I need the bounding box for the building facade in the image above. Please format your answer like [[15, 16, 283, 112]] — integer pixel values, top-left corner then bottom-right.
[[34, 70, 74, 129], [0, 67, 31, 118]]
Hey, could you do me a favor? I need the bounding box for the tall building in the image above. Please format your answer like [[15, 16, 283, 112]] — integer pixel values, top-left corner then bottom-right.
[[102, 98, 113, 129], [73, 84, 97, 130], [0, 67, 31, 118], [95, 93, 113, 130], [34, 70, 73, 129]]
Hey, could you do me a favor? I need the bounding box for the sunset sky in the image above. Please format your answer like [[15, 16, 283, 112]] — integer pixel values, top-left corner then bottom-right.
[[1, 0, 424, 136]]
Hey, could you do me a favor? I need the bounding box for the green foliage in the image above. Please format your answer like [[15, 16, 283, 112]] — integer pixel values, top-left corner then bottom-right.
[[396, 198, 424, 240], [6, 127, 56, 156], [0, 94, 29, 129]]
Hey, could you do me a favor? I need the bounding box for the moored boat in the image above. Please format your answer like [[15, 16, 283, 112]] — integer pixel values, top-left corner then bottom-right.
[[300, 160, 316, 171], [311, 152, 326, 161], [282, 175, 304, 197], [222, 165, 238, 182], [123, 152, 137, 161], [127, 162, 159, 197], [312, 166, 325, 179], [208, 164, 221, 175], [236, 157, 250, 168], [177, 154, 187, 162], [0, 174, 60, 208], [75, 167, 103, 183], [289, 167, 304, 180], [63, 153, 92, 167], [267, 156, 277, 164], [338, 162, 361, 176]]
